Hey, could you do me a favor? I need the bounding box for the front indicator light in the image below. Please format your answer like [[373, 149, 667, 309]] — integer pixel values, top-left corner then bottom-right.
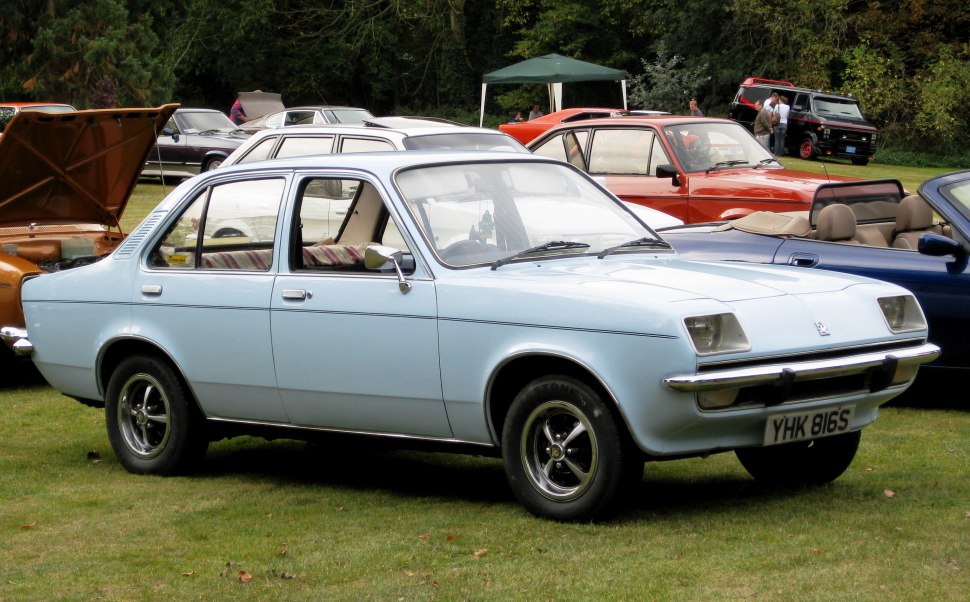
[[698, 388, 740, 410]]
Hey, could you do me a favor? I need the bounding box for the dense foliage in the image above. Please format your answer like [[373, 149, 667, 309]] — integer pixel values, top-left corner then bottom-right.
[[1, 1, 968, 160]]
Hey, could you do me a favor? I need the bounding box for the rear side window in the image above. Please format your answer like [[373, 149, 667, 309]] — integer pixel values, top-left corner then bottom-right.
[[276, 136, 335, 159], [339, 137, 395, 153], [739, 86, 771, 104], [149, 178, 286, 271]]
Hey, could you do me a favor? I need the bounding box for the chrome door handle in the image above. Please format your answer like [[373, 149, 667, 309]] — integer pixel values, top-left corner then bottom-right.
[[141, 284, 162, 295], [788, 253, 819, 268], [281, 289, 311, 300]]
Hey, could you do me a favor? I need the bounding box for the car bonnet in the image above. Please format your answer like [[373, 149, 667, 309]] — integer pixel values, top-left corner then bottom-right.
[[0, 104, 178, 228]]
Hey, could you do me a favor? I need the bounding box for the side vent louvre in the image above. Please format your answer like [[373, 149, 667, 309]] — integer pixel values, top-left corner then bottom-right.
[[114, 213, 163, 259]]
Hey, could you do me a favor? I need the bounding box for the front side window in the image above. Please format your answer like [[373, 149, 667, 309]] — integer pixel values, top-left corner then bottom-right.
[[149, 178, 286, 271], [292, 177, 411, 272], [588, 128, 655, 175]]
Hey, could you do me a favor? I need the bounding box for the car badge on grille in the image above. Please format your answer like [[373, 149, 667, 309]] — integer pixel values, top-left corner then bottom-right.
[[815, 322, 830, 336]]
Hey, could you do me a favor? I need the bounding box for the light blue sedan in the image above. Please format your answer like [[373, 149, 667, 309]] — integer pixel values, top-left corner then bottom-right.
[[9, 152, 939, 521]]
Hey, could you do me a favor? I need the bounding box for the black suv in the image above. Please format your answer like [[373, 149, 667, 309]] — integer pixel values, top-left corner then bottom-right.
[[728, 78, 878, 165]]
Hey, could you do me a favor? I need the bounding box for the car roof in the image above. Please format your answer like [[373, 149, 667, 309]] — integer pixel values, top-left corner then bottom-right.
[[240, 120, 506, 140], [528, 115, 737, 141], [174, 107, 225, 113]]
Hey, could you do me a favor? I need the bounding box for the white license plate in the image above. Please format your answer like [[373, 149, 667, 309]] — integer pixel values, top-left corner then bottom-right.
[[763, 406, 855, 446], [846, 145, 857, 153]]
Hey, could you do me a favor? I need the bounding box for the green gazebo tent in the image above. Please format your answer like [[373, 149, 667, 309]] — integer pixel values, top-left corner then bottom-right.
[[480, 53, 628, 125]]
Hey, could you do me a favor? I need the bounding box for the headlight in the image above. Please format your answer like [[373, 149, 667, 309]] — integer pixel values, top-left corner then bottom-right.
[[878, 295, 927, 333], [684, 313, 750, 355]]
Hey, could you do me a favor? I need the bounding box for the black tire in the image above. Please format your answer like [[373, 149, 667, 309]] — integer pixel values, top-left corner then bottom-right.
[[105, 355, 208, 475], [202, 156, 224, 172], [851, 157, 869, 166], [502, 375, 641, 521], [799, 137, 817, 160], [735, 430, 861, 486]]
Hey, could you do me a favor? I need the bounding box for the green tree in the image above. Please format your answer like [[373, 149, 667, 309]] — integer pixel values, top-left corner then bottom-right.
[[22, 0, 173, 107], [628, 43, 709, 114]]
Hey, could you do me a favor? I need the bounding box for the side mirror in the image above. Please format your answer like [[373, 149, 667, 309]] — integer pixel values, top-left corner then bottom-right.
[[655, 164, 681, 187], [365, 245, 411, 294], [918, 232, 965, 258]]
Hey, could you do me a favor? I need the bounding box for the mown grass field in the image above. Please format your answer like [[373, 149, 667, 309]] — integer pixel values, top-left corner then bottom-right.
[[1, 367, 967, 600]]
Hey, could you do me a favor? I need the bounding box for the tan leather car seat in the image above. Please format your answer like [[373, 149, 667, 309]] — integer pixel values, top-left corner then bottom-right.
[[892, 195, 934, 250], [815, 204, 860, 244]]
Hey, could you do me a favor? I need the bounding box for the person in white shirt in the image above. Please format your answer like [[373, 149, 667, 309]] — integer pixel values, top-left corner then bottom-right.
[[774, 95, 790, 156]]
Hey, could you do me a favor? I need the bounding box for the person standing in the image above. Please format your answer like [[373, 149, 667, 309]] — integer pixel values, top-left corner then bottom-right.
[[229, 97, 248, 125], [753, 100, 773, 150], [528, 104, 544, 120], [689, 99, 703, 116], [763, 92, 779, 113], [774, 95, 790, 156]]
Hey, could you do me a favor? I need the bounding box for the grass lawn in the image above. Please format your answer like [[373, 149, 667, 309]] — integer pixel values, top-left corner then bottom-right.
[[1, 367, 967, 600], [776, 157, 952, 196]]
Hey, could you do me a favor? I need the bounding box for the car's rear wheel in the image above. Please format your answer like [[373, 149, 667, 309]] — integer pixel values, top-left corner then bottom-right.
[[799, 137, 817, 160], [735, 430, 861, 486], [105, 355, 207, 475], [502, 375, 641, 521]]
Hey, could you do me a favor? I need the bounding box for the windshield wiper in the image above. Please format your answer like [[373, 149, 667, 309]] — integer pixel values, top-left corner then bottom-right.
[[706, 160, 748, 174], [597, 236, 671, 258], [753, 157, 779, 168], [198, 129, 225, 135], [490, 241, 590, 270]]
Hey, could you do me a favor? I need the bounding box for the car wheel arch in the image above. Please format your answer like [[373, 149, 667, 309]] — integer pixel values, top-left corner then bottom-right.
[[485, 352, 626, 447], [98, 338, 200, 414]]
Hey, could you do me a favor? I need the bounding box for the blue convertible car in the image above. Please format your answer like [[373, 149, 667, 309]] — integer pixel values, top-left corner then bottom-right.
[[662, 173, 970, 382], [4, 153, 938, 520]]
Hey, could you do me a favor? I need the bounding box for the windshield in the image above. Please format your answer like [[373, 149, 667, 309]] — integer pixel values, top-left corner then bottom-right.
[[403, 132, 528, 153], [813, 97, 864, 119], [663, 122, 775, 172], [176, 111, 238, 134], [395, 161, 663, 267]]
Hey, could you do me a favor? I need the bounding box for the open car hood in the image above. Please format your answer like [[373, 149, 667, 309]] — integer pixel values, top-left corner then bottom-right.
[[0, 104, 178, 229], [239, 91, 284, 120]]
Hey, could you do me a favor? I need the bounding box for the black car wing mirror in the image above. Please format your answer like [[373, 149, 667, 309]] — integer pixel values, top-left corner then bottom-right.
[[655, 164, 681, 187]]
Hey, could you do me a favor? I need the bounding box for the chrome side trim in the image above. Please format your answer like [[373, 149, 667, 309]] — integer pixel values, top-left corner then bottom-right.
[[205, 416, 496, 449], [663, 343, 940, 392]]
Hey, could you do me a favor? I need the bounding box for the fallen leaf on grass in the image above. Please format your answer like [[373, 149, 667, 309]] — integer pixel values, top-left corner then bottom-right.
[[238, 571, 253, 583], [884, 489, 896, 498], [473, 548, 488, 558], [181, 571, 196, 577], [417, 533, 431, 540], [446, 534, 455, 543], [279, 543, 289, 556], [812, 547, 825, 555], [19, 523, 36, 530]]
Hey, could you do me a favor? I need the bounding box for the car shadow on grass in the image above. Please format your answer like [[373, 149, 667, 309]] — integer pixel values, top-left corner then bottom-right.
[[196, 434, 841, 520]]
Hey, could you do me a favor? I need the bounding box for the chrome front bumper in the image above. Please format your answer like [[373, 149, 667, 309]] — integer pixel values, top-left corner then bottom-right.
[[0, 326, 33, 356], [664, 342, 940, 393]]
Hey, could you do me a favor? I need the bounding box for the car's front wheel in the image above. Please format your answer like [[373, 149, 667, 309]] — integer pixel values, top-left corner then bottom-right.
[[735, 430, 861, 486], [105, 355, 208, 475], [502, 376, 641, 521]]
